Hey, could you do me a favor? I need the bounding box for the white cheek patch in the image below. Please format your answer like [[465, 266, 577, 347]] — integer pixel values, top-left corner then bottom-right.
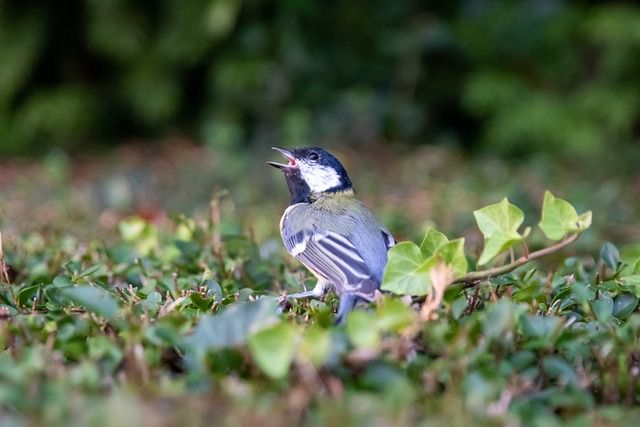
[[299, 163, 342, 193]]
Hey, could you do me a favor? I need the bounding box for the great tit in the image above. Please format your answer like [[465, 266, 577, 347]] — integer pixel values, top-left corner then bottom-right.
[[268, 146, 395, 325]]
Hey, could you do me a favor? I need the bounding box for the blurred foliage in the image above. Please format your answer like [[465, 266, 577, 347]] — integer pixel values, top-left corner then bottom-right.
[[1, 201, 640, 426], [0, 0, 639, 163]]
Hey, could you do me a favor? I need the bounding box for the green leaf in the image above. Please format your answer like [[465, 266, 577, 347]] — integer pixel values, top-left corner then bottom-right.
[[542, 356, 578, 387], [381, 242, 433, 296], [520, 314, 561, 340], [346, 310, 380, 349], [434, 239, 468, 278], [539, 191, 592, 241], [591, 295, 613, 320], [61, 285, 119, 320], [612, 294, 638, 319], [297, 325, 331, 368], [52, 275, 74, 288], [189, 292, 213, 311], [189, 297, 279, 353], [474, 198, 525, 265], [118, 217, 146, 241], [118, 217, 159, 256], [622, 275, 640, 297], [375, 298, 417, 332], [247, 322, 297, 379], [483, 300, 520, 339], [600, 242, 620, 270], [75, 264, 103, 280], [419, 228, 450, 257]]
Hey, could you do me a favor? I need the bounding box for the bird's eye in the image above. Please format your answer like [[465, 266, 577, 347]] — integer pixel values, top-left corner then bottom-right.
[[308, 152, 319, 161]]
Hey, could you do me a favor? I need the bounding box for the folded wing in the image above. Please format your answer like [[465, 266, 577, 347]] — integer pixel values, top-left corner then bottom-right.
[[284, 229, 380, 300]]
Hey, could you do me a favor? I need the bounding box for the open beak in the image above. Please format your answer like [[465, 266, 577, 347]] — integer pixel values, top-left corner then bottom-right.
[[267, 147, 298, 169]]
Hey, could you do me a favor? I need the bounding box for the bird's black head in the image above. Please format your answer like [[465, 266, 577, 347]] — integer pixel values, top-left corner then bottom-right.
[[268, 147, 353, 198]]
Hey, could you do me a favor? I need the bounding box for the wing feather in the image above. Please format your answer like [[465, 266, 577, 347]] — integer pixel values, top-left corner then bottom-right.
[[284, 229, 380, 299]]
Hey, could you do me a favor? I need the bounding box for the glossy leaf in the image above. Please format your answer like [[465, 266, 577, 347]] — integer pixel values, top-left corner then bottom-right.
[[599, 242, 620, 270], [591, 295, 613, 320], [612, 294, 638, 319]]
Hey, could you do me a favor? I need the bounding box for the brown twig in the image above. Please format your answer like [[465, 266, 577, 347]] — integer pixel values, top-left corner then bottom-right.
[[0, 231, 18, 306], [453, 233, 579, 286]]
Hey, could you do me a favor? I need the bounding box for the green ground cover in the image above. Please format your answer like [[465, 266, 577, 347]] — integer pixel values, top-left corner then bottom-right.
[[1, 144, 639, 426]]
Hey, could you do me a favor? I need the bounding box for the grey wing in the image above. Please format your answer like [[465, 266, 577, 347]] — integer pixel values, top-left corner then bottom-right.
[[283, 229, 380, 300]]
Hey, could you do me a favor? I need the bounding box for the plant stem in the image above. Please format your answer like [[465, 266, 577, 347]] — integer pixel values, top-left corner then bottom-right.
[[454, 234, 579, 286]]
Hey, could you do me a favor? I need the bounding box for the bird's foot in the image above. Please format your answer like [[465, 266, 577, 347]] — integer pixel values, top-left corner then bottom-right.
[[277, 293, 293, 314]]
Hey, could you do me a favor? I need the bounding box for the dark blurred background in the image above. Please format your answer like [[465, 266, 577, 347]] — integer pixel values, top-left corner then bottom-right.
[[2, 0, 639, 157], [0, 0, 639, 250]]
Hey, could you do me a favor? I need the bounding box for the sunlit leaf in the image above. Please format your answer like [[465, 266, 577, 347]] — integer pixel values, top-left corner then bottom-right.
[[474, 198, 525, 265], [434, 239, 468, 278], [118, 217, 159, 256], [381, 242, 434, 296], [539, 191, 592, 240], [419, 228, 450, 257]]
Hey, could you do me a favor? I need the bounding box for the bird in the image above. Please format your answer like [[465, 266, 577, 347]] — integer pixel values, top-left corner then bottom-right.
[[268, 146, 395, 325]]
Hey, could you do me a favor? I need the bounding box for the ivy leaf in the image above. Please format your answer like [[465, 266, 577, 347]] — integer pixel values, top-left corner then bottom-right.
[[539, 191, 592, 241], [474, 198, 525, 265], [419, 228, 450, 257], [381, 242, 434, 296], [247, 322, 297, 379], [435, 239, 468, 278]]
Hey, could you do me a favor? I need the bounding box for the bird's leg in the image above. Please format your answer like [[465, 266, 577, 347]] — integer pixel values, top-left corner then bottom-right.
[[334, 293, 361, 326], [277, 280, 332, 312], [286, 280, 332, 299]]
